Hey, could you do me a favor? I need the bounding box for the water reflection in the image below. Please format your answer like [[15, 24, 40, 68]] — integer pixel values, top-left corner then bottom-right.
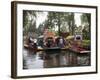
[[23, 49, 90, 69]]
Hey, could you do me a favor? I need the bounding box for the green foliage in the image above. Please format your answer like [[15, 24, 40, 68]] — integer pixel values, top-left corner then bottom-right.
[[23, 10, 43, 37], [43, 12, 75, 36], [81, 13, 91, 25], [82, 40, 90, 47], [81, 13, 91, 40], [82, 26, 90, 40], [23, 11, 91, 39]]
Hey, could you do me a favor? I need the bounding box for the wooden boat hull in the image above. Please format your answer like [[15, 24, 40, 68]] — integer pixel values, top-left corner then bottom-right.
[[24, 44, 90, 54]]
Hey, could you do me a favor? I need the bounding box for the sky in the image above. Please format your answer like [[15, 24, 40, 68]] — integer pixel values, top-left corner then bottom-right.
[[36, 12, 48, 28], [74, 13, 82, 27]]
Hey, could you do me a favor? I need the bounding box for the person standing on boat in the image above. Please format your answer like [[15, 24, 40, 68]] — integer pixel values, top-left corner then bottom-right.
[[55, 37, 60, 47], [28, 36, 34, 48], [59, 36, 65, 48], [46, 37, 54, 48], [33, 39, 37, 51]]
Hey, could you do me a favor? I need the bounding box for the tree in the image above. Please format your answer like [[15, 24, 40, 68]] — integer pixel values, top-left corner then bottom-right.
[[81, 13, 91, 40], [23, 10, 36, 36], [23, 11, 45, 38], [66, 13, 75, 35], [44, 12, 75, 36]]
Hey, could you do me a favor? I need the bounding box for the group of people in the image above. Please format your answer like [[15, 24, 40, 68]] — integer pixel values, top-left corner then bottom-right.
[[45, 36, 83, 49], [45, 36, 67, 48], [28, 35, 79, 49], [28, 36, 67, 49]]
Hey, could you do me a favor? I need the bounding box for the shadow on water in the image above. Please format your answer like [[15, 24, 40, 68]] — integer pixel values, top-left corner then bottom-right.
[[23, 48, 90, 69]]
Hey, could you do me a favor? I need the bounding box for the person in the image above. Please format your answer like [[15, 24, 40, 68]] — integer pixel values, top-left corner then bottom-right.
[[46, 38, 51, 47], [28, 36, 32, 44], [58, 36, 65, 48], [28, 36, 34, 48], [46, 37, 54, 48], [55, 37, 60, 47], [39, 39, 43, 47], [33, 43, 37, 51]]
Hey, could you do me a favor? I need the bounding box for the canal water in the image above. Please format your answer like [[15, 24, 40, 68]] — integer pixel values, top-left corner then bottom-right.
[[23, 48, 90, 69]]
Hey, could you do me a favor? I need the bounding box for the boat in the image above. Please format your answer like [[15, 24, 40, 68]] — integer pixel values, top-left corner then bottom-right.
[[24, 44, 43, 51], [24, 44, 67, 52], [24, 44, 90, 55], [68, 46, 91, 55]]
